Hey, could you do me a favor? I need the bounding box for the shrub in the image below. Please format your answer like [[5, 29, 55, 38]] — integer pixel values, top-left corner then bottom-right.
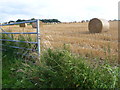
[[2, 34, 119, 88], [15, 48, 118, 88]]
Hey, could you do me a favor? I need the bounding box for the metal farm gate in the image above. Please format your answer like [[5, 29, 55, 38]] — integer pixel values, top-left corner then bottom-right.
[[0, 19, 41, 58]]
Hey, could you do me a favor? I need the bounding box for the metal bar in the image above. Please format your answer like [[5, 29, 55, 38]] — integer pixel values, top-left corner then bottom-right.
[[0, 27, 6, 32], [0, 47, 37, 57], [0, 20, 40, 59], [0, 20, 37, 26], [0, 48, 6, 51], [0, 27, 12, 39], [0, 32, 37, 34], [0, 39, 37, 44], [37, 19, 41, 57], [0, 44, 36, 51]]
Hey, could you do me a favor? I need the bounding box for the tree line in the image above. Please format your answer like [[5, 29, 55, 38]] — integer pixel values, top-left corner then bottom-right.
[[8, 18, 61, 24]]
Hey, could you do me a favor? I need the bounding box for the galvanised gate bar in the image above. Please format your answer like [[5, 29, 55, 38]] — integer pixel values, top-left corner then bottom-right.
[[0, 19, 41, 58]]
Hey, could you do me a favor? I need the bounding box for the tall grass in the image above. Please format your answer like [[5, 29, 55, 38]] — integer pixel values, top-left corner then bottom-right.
[[2, 34, 37, 58], [2, 34, 119, 89]]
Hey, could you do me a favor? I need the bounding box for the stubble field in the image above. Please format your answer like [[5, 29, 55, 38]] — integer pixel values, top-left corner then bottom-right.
[[1, 21, 118, 62], [2, 21, 119, 88], [42, 21, 118, 63]]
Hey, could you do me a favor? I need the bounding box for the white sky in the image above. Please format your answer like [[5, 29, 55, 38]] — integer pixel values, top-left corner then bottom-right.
[[0, 0, 119, 22]]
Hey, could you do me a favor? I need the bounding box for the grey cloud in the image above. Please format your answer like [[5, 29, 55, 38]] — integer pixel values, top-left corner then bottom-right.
[[0, 0, 49, 17]]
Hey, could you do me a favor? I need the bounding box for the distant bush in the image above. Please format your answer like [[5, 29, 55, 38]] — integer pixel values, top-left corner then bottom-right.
[[40, 19, 61, 23]]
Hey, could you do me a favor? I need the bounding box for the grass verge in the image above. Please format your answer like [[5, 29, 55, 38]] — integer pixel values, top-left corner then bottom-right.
[[2, 48, 119, 89], [2, 34, 119, 89]]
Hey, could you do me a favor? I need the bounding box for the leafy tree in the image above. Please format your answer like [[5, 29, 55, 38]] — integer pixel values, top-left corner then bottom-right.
[[8, 20, 15, 24], [16, 19, 26, 22], [31, 18, 36, 20]]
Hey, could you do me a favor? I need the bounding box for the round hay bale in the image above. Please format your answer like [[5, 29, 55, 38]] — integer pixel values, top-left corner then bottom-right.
[[88, 18, 109, 33], [32, 22, 37, 28], [32, 21, 43, 28], [19, 23, 27, 27]]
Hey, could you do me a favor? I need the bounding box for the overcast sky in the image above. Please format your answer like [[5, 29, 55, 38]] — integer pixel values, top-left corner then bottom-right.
[[0, 0, 119, 22]]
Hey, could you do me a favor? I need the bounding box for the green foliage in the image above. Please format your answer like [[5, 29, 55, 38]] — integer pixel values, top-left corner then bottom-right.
[[3, 48, 119, 88], [33, 49, 119, 88], [7, 18, 61, 24], [2, 35, 119, 89], [2, 34, 37, 58], [40, 19, 61, 23], [2, 53, 35, 88]]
